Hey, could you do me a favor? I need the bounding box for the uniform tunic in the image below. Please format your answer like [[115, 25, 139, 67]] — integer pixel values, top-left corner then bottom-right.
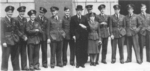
[[26, 20, 42, 68], [15, 16, 28, 69], [137, 13, 150, 62], [109, 14, 125, 61], [123, 14, 141, 63], [47, 16, 65, 66], [96, 14, 110, 62], [1, 17, 20, 70], [62, 15, 75, 64], [35, 15, 48, 66]]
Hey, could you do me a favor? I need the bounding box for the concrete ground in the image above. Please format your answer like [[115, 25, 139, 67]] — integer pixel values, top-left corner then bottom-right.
[[0, 38, 150, 71]]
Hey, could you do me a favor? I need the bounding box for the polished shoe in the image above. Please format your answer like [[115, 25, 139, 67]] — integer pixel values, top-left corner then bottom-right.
[[57, 64, 63, 67], [120, 60, 124, 64], [93, 62, 96, 66], [101, 61, 107, 64], [51, 66, 55, 68], [90, 62, 93, 66], [137, 61, 142, 64], [76, 65, 80, 68], [43, 65, 48, 68], [70, 63, 75, 66], [81, 65, 85, 68], [22, 67, 29, 70], [29, 66, 34, 70], [125, 60, 131, 63], [96, 62, 99, 65], [63, 63, 67, 66], [34, 67, 40, 70], [111, 61, 116, 64]]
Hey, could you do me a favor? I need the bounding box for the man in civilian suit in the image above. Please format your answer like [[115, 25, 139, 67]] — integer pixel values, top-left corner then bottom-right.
[[70, 5, 89, 68], [62, 7, 75, 66], [35, 7, 48, 68], [97, 4, 110, 64]]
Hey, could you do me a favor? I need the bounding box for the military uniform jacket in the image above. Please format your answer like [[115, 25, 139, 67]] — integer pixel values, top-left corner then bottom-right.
[[35, 16, 48, 41], [1, 17, 19, 45], [97, 14, 110, 38], [137, 13, 150, 36], [47, 16, 65, 41], [26, 20, 42, 44], [62, 15, 71, 40], [109, 14, 126, 38], [15, 16, 27, 40], [123, 14, 142, 36], [85, 13, 90, 21], [70, 15, 89, 39]]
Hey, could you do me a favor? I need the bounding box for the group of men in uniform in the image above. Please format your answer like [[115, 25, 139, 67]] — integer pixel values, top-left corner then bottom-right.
[[1, 3, 150, 70]]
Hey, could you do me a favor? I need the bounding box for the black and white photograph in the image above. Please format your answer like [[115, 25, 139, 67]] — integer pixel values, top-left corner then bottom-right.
[[0, 0, 150, 71]]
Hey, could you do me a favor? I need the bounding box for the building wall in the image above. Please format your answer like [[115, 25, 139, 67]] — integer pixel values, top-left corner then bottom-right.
[[0, 0, 35, 18]]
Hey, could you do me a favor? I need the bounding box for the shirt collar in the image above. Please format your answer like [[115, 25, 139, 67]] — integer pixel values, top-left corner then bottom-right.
[[6, 15, 11, 21], [19, 15, 23, 20]]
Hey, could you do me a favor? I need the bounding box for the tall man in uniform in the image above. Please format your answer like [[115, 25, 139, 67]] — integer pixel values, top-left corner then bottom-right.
[[85, 5, 93, 21], [97, 4, 110, 64], [138, 4, 150, 63], [62, 7, 75, 66], [26, 10, 42, 70], [47, 6, 65, 68], [109, 5, 125, 64], [84, 5, 93, 63], [16, 6, 28, 70], [35, 7, 48, 68], [123, 4, 142, 64], [70, 5, 89, 68], [1, 6, 20, 70]]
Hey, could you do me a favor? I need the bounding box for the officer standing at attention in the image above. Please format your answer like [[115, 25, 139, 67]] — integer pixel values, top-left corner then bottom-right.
[[109, 4, 125, 64], [123, 4, 142, 64], [16, 6, 28, 70], [47, 6, 65, 68], [35, 7, 48, 68], [1, 5, 20, 70], [62, 7, 75, 66], [97, 4, 110, 64], [26, 10, 42, 70], [138, 4, 150, 63], [84, 5, 93, 63]]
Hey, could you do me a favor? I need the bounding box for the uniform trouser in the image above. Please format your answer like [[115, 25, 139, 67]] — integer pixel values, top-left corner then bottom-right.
[[1, 44, 20, 70], [139, 34, 146, 62], [50, 41, 63, 66], [126, 34, 141, 63], [111, 37, 125, 62], [40, 41, 47, 66], [146, 32, 150, 62], [28, 44, 40, 68], [100, 38, 108, 62], [18, 39, 27, 70], [62, 39, 75, 64]]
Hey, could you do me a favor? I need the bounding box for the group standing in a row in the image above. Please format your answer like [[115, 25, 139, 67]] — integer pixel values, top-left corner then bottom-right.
[[1, 3, 150, 70]]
